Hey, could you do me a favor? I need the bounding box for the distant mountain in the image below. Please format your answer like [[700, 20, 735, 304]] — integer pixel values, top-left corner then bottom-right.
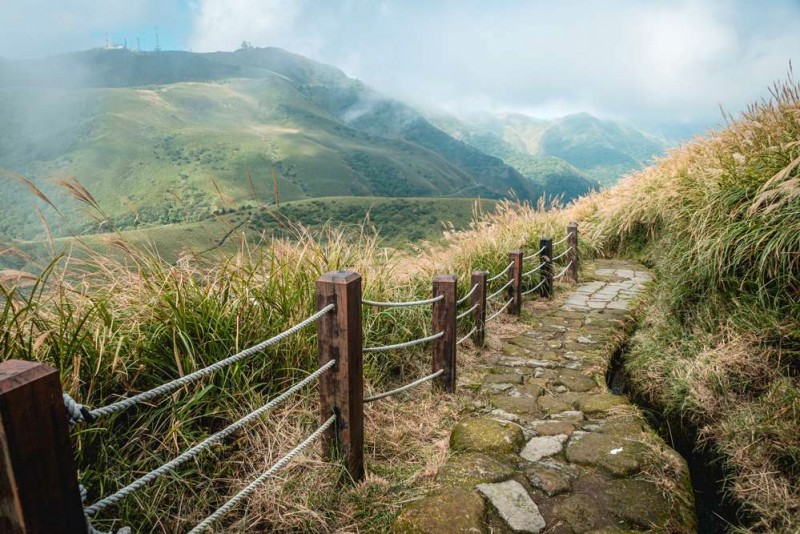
[[427, 113, 600, 202], [0, 48, 540, 239], [471, 112, 667, 186]]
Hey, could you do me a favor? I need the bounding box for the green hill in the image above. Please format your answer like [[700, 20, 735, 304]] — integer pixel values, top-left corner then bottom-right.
[[0, 48, 539, 240]]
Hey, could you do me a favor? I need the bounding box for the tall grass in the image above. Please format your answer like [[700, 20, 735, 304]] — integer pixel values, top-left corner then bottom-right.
[[577, 75, 800, 531], [0, 199, 567, 531]]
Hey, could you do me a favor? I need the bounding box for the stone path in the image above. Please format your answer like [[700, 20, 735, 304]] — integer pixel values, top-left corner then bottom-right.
[[394, 260, 696, 533]]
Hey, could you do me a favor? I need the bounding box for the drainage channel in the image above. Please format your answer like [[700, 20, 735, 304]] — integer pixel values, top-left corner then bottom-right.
[[606, 342, 752, 533]]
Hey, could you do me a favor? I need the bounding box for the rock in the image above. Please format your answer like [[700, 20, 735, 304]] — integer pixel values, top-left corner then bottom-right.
[[597, 416, 645, 436], [436, 453, 515, 488], [554, 370, 597, 392], [393, 488, 485, 533], [490, 409, 522, 423], [514, 383, 543, 398], [526, 463, 572, 496], [531, 420, 575, 436], [565, 432, 646, 477], [551, 410, 585, 424], [491, 395, 541, 416], [577, 393, 627, 413], [476, 480, 546, 533], [537, 395, 572, 414], [483, 373, 524, 385], [607, 479, 671, 528], [520, 434, 568, 462], [576, 336, 594, 344], [450, 417, 525, 454], [553, 494, 605, 533]]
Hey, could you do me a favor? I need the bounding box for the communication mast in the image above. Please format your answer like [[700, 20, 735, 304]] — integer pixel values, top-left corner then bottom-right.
[[154, 27, 161, 52]]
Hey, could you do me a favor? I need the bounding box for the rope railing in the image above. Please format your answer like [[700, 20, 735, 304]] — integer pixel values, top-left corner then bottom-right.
[[551, 247, 571, 262], [487, 279, 513, 302], [487, 262, 514, 282], [64, 304, 336, 425], [456, 302, 478, 320], [552, 234, 570, 247], [522, 278, 546, 296], [553, 261, 574, 280], [0, 224, 581, 534], [363, 369, 444, 403], [82, 359, 337, 518], [522, 262, 544, 278], [523, 245, 546, 261], [456, 284, 479, 306], [362, 294, 443, 308], [363, 331, 444, 353], [457, 327, 478, 345], [486, 298, 514, 323], [189, 414, 337, 533]]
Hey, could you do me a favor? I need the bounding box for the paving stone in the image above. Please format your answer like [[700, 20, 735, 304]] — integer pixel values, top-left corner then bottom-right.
[[565, 432, 646, 477], [393, 488, 486, 533], [606, 479, 671, 529], [530, 420, 575, 436], [526, 463, 572, 496], [577, 393, 628, 413], [520, 434, 568, 462], [450, 416, 525, 454], [477, 480, 546, 533], [551, 410, 585, 424], [491, 395, 542, 416], [554, 370, 597, 392], [483, 373, 524, 385], [513, 383, 543, 398], [537, 395, 572, 414], [436, 452, 515, 488]]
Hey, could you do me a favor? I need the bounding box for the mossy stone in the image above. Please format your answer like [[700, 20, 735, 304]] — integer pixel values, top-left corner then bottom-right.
[[553, 494, 604, 532], [537, 395, 572, 414], [482, 373, 524, 385], [577, 393, 628, 413], [565, 432, 645, 477], [393, 488, 486, 533], [606, 479, 671, 528], [436, 453, 515, 488], [490, 395, 542, 417], [554, 370, 598, 392], [450, 417, 525, 454]]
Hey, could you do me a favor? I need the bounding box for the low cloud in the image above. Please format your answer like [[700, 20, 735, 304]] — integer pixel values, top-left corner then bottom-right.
[[188, 0, 800, 128]]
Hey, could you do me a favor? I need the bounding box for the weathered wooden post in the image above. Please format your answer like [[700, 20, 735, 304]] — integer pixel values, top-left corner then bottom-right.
[[432, 275, 457, 393], [316, 271, 364, 482], [0, 360, 87, 534], [508, 251, 523, 315], [567, 222, 579, 284], [540, 237, 554, 299], [470, 271, 488, 348]]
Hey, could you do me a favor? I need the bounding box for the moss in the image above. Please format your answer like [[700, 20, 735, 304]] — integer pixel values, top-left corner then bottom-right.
[[449, 417, 525, 454]]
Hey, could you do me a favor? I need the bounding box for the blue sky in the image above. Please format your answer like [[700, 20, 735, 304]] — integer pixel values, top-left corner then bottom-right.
[[2, 0, 800, 131]]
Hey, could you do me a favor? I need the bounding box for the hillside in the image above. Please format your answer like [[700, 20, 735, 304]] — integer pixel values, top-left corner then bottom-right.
[[445, 112, 668, 187], [0, 47, 540, 240]]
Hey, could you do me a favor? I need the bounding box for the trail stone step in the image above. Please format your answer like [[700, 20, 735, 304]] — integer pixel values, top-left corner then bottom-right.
[[392, 260, 696, 533]]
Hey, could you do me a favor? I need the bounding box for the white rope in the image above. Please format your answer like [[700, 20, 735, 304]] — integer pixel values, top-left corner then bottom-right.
[[456, 303, 478, 320], [551, 248, 571, 262], [456, 284, 479, 306], [189, 415, 336, 533], [487, 279, 513, 302], [457, 327, 478, 345], [67, 305, 335, 424], [487, 262, 514, 283], [523, 246, 546, 261], [83, 359, 336, 517], [363, 369, 444, 403], [553, 261, 574, 280], [522, 262, 544, 278], [553, 234, 570, 246], [486, 298, 514, 323], [363, 331, 444, 353], [522, 278, 546, 296], [362, 294, 443, 308]]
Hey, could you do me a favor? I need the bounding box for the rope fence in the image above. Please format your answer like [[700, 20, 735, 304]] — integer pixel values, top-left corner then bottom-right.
[[0, 222, 580, 534]]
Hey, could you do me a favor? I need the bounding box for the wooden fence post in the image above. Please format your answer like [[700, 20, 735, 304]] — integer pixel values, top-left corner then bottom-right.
[[508, 251, 523, 316], [540, 237, 554, 299], [567, 222, 579, 284], [470, 271, 487, 348], [0, 360, 87, 534], [432, 275, 457, 393], [316, 271, 364, 482]]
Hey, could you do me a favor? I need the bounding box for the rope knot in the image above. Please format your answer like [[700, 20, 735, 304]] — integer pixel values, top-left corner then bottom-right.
[[63, 393, 96, 425]]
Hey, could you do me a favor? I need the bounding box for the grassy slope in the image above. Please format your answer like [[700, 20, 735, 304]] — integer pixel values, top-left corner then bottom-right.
[[578, 80, 800, 531], [7, 196, 500, 267]]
